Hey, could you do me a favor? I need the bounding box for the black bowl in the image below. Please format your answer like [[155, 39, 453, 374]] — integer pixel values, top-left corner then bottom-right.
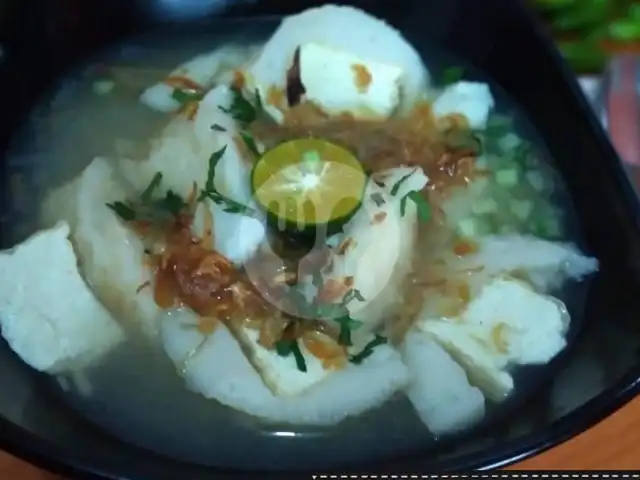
[[1, 0, 640, 477]]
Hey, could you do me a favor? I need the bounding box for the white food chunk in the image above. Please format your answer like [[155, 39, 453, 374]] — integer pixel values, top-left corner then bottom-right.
[[298, 42, 402, 118], [418, 278, 570, 401], [232, 326, 332, 397], [465, 278, 569, 364], [140, 45, 257, 113], [120, 85, 266, 264], [116, 117, 213, 200], [161, 308, 409, 425], [42, 157, 161, 341], [192, 200, 266, 266], [122, 85, 253, 202], [451, 234, 599, 292], [244, 4, 429, 120], [402, 332, 485, 435], [432, 81, 495, 129], [193, 85, 258, 206], [324, 167, 428, 336], [421, 320, 515, 401], [124, 84, 255, 206], [0, 222, 125, 373]]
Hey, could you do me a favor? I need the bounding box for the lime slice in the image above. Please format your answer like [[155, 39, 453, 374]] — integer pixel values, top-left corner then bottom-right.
[[251, 138, 366, 231]]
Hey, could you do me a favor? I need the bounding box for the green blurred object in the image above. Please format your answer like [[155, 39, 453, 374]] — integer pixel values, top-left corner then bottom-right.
[[557, 39, 608, 71], [608, 18, 640, 41], [551, 0, 608, 31], [532, 0, 640, 72]]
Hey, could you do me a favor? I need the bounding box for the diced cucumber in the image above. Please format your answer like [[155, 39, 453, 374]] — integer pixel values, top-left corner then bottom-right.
[[498, 133, 521, 151], [471, 198, 498, 215], [456, 217, 491, 238], [526, 170, 545, 192], [495, 168, 519, 187], [530, 213, 562, 239], [475, 155, 489, 169], [540, 216, 562, 238], [499, 224, 517, 234], [511, 200, 533, 220], [93, 80, 115, 95]]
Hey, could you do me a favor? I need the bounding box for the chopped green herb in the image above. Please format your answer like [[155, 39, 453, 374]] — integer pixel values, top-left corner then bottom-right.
[[275, 339, 307, 372], [313, 289, 365, 346], [350, 334, 387, 364], [140, 172, 163, 203], [218, 87, 262, 125], [203, 146, 227, 193], [92, 79, 115, 95], [341, 288, 365, 307], [199, 146, 257, 217], [253, 88, 263, 112], [211, 124, 226, 132], [275, 340, 293, 356], [390, 170, 416, 196], [400, 191, 431, 222], [106, 201, 137, 221], [202, 190, 256, 215], [290, 341, 307, 372], [441, 66, 464, 85], [286, 284, 366, 348], [334, 315, 363, 346], [239, 131, 261, 158], [154, 190, 187, 216], [171, 88, 204, 105], [105, 173, 186, 224]]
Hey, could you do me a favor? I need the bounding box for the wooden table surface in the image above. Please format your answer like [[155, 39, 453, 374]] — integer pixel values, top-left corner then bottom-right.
[[1, 395, 640, 477]]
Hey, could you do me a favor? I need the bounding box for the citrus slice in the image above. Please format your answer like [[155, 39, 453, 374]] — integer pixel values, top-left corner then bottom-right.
[[251, 138, 366, 232]]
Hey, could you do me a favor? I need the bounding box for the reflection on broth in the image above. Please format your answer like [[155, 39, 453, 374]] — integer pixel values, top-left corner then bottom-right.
[[0, 3, 599, 470]]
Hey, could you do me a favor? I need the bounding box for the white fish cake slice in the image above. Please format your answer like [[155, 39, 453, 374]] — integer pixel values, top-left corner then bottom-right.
[[432, 81, 495, 129], [231, 326, 332, 397], [43, 157, 162, 341], [0, 222, 125, 373], [418, 278, 571, 401], [402, 331, 485, 435], [449, 234, 599, 292], [191, 200, 266, 266], [140, 45, 257, 113], [463, 278, 570, 365], [116, 117, 213, 199], [161, 308, 409, 425], [298, 42, 403, 118], [324, 167, 427, 335], [121, 85, 249, 201], [244, 4, 429, 118], [420, 320, 515, 401], [122, 85, 267, 265], [193, 84, 257, 206]]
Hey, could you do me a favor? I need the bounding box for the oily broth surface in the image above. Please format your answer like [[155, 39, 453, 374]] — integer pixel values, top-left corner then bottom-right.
[[4, 27, 585, 470]]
